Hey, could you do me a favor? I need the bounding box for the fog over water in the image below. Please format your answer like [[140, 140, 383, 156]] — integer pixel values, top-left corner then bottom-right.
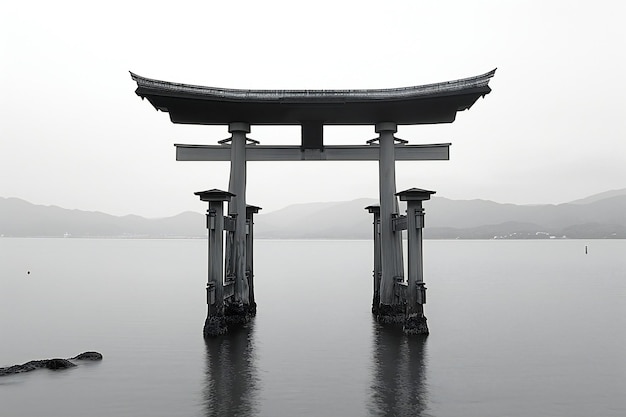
[[1, 238, 624, 416]]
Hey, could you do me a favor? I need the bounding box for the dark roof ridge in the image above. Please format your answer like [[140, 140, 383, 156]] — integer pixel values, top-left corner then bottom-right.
[[130, 69, 496, 102]]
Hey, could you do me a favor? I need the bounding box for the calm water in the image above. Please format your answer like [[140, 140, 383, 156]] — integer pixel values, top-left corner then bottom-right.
[[0, 238, 624, 416]]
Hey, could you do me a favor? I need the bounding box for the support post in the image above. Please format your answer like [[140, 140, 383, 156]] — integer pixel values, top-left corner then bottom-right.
[[366, 205, 382, 314], [397, 188, 435, 335], [375, 122, 405, 323], [195, 189, 235, 337], [226, 122, 253, 323], [246, 204, 262, 315]]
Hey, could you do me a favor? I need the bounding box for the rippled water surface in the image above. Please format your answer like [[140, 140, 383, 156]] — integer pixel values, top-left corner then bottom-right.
[[1, 238, 624, 416]]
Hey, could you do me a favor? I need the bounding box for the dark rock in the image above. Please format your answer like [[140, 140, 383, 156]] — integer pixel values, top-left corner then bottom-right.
[[204, 316, 228, 337], [44, 359, 77, 370], [71, 351, 103, 361], [403, 315, 429, 335], [0, 351, 102, 377], [0, 363, 36, 376], [224, 302, 254, 325], [204, 302, 256, 337], [248, 301, 257, 316], [0, 359, 75, 376], [376, 303, 406, 324]]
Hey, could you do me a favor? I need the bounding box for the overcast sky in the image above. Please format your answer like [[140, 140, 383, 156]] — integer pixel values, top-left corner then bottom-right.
[[2, 1, 625, 217]]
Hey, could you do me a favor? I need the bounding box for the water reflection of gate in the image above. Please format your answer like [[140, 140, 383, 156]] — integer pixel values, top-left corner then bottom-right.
[[203, 320, 429, 415], [203, 323, 258, 417], [370, 323, 429, 416]]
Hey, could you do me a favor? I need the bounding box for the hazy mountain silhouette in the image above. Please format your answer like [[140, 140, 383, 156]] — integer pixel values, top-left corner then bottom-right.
[[1, 189, 625, 239], [424, 193, 626, 238], [567, 188, 626, 204], [254, 198, 377, 239], [0, 197, 202, 238], [253, 191, 626, 239]]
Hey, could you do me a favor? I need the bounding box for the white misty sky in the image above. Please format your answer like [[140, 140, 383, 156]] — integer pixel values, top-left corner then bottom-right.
[[1, 1, 625, 217]]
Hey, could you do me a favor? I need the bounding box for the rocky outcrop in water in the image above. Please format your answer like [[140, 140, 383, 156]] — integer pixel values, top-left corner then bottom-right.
[[0, 351, 102, 376], [71, 351, 103, 361]]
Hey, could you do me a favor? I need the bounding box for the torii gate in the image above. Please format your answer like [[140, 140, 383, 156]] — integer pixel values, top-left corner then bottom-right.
[[131, 69, 495, 336]]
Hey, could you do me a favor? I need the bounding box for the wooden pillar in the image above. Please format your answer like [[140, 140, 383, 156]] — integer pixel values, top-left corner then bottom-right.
[[366, 205, 381, 314], [397, 188, 435, 335], [228, 122, 250, 307], [407, 201, 424, 314], [195, 189, 234, 337], [246, 204, 261, 314], [376, 122, 405, 315]]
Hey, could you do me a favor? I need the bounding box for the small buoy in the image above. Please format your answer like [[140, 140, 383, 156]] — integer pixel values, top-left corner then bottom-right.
[[585, 245, 588, 254], [27, 271, 30, 275]]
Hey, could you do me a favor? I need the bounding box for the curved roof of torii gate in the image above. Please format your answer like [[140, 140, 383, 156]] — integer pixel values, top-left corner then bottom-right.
[[130, 69, 495, 125]]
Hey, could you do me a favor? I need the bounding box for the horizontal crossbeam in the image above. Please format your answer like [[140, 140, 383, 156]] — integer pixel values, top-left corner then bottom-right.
[[175, 144, 450, 161]]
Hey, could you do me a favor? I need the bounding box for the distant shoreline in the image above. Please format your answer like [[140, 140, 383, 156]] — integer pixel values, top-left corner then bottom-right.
[[3, 192, 625, 240]]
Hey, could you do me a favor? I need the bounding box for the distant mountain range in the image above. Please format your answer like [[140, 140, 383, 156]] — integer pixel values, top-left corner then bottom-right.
[[1, 189, 625, 239]]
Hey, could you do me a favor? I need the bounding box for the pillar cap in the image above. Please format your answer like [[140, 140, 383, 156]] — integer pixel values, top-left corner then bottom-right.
[[194, 189, 235, 202], [375, 122, 397, 134], [396, 188, 436, 201], [365, 204, 380, 214], [246, 204, 262, 214], [228, 122, 251, 133]]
